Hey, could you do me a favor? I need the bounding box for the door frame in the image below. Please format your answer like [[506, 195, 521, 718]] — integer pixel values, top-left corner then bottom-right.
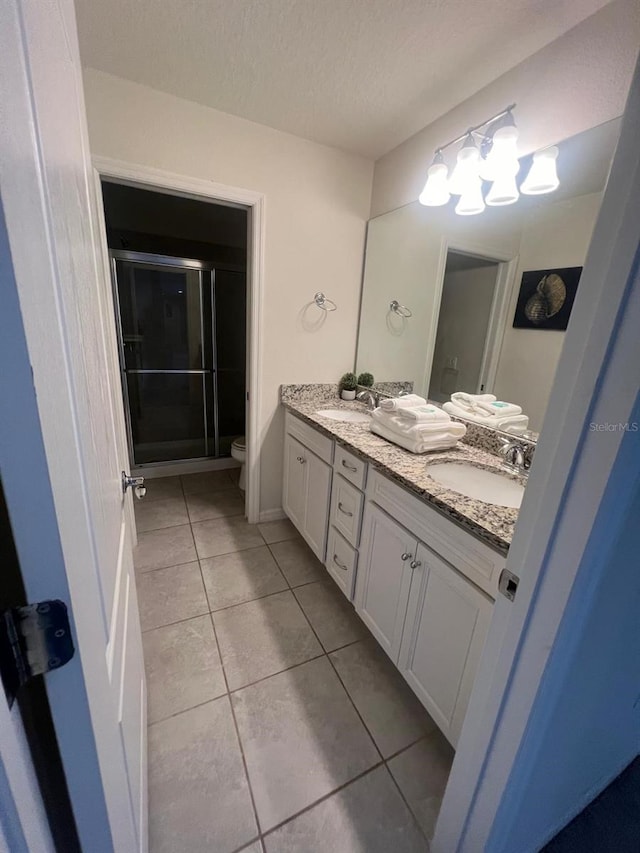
[[422, 239, 518, 398], [92, 157, 265, 524], [433, 58, 640, 852]]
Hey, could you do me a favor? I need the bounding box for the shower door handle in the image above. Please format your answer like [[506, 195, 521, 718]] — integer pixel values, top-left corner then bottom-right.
[[122, 471, 146, 500]]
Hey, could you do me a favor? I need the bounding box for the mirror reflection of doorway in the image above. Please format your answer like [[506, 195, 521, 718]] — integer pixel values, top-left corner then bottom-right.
[[428, 251, 501, 403]]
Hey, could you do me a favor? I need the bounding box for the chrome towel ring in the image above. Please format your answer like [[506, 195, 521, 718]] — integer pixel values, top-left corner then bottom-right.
[[390, 300, 412, 318], [314, 292, 337, 312]]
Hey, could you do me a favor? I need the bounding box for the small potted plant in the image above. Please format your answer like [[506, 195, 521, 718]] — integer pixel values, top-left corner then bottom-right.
[[339, 372, 358, 400], [357, 372, 374, 388]]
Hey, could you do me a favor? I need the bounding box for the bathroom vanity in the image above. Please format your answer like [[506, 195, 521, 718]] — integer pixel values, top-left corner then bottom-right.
[[281, 387, 524, 746]]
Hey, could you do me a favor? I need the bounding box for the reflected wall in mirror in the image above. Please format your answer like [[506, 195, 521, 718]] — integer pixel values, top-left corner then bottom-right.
[[356, 118, 621, 433]]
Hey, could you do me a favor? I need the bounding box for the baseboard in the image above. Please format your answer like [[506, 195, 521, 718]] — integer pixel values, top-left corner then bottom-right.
[[259, 508, 287, 523]]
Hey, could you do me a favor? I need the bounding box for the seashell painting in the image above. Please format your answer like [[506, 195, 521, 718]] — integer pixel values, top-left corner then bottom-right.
[[513, 267, 582, 331]]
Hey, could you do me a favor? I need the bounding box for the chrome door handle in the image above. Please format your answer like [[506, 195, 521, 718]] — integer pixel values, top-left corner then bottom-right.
[[341, 460, 357, 472], [122, 471, 146, 500], [338, 502, 353, 517], [333, 554, 348, 571], [401, 552, 412, 561], [410, 560, 421, 569]]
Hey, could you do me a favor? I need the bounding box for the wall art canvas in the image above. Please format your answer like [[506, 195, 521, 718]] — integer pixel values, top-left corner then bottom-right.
[[513, 266, 583, 331]]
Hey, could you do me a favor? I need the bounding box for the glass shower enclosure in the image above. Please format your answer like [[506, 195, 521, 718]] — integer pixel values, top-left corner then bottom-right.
[[111, 251, 246, 467]]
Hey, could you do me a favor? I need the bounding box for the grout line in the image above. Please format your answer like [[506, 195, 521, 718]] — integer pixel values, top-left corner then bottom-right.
[[147, 693, 228, 728], [381, 762, 431, 845], [135, 556, 200, 576], [226, 651, 327, 696], [196, 558, 263, 841], [141, 608, 211, 635], [207, 584, 294, 616]]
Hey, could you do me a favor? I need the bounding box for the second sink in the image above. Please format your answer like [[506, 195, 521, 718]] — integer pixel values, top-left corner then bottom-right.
[[316, 408, 371, 424], [427, 462, 524, 508]]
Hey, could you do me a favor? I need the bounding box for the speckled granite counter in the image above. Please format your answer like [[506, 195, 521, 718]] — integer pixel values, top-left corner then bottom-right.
[[281, 385, 524, 555]]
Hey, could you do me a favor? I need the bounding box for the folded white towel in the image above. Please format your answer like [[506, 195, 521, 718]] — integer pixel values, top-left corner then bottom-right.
[[451, 392, 497, 409], [371, 420, 463, 454], [443, 402, 529, 434], [379, 394, 427, 411], [397, 404, 451, 424], [372, 409, 466, 440], [472, 400, 522, 418]]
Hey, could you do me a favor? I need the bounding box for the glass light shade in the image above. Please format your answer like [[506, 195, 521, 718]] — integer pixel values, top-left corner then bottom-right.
[[448, 139, 481, 196], [418, 162, 450, 206], [486, 165, 520, 206], [521, 146, 559, 194], [480, 124, 519, 181], [455, 176, 485, 216]]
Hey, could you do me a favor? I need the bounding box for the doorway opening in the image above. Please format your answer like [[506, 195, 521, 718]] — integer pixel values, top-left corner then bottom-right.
[[428, 249, 505, 402], [101, 182, 248, 480]]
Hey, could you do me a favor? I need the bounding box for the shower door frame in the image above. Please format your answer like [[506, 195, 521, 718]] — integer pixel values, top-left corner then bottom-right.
[[110, 249, 222, 468], [91, 157, 265, 524]]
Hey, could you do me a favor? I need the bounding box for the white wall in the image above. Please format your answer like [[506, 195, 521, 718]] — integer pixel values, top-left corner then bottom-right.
[[370, 0, 640, 216], [494, 192, 602, 431], [429, 264, 498, 402], [82, 69, 374, 515]]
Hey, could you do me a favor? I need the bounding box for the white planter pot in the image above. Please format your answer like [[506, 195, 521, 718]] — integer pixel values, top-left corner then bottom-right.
[[341, 389, 356, 400]]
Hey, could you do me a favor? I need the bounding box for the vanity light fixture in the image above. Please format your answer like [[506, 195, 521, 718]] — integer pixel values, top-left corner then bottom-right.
[[418, 104, 560, 215]]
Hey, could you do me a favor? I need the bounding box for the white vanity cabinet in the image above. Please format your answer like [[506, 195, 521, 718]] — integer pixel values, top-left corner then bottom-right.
[[283, 416, 333, 560]]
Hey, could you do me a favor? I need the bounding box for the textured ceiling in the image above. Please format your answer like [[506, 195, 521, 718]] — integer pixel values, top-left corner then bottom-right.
[[75, 0, 612, 158]]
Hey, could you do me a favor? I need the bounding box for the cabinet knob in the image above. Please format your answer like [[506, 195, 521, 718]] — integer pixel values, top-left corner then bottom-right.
[[296, 455, 306, 464], [401, 552, 412, 561], [410, 560, 421, 569]]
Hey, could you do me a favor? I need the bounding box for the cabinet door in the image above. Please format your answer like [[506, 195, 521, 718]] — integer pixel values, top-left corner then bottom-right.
[[355, 504, 417, 663], [283, 433, 308, 533], [303, 448, 332, 560], [399, 542, 493, 746]]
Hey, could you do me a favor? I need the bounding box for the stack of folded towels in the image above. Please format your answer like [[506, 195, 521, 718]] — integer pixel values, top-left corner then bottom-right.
[[370, 394, 466, 453], [443, 392, 529, 435]]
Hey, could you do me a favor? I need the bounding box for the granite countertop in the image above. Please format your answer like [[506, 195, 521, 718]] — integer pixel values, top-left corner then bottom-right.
[[281, 387, 524, 555]]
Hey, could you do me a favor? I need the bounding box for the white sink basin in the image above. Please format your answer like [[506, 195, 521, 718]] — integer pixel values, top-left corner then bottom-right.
[[316, 408, 371, 424], [427, 462, 524, 508]]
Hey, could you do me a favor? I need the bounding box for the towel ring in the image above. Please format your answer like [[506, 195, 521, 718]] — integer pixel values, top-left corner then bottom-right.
[[314, 292, 337, 312], [390, 300, 412, 318]]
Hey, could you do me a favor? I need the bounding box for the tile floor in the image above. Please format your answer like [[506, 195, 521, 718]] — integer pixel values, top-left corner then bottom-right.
[[134, 473, 454, 853]]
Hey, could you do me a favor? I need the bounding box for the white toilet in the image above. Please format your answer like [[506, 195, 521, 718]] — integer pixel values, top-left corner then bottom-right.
[[231, 436, 246, 491]]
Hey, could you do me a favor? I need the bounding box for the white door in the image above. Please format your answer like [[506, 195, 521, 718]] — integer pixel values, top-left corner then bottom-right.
[[355, 504, 416, 661], [302, 450, 332, 560], [283, 434, 308, 533], [399, 543, 493, 746], [0, 1, 146, 851]]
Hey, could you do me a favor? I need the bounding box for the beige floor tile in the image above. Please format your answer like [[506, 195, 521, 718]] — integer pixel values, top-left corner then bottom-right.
[[181, 470, 236, 494], [231, 657, 379, 831], [213, 590, 322, 690], [268, 537, 325, 587], [134, 494, 188, 532], [330, 638, 436, 758], [137, 562, 208, 631], [192, 515, 263, 559], [149, 698, 257, 853], [186, 488, 245, 522], [134, 524, 196, 572], [264, 766, 426, 853], [257, 518, 298, 545], [294, 581, 368, 652], [143, 615, 227, 723], [142, 476, 183, 502], [387, 732, 454, 842], [201, 546, 288, 611]]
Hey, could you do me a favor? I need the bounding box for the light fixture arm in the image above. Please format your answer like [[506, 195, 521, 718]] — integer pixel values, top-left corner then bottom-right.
[[434, 103, 517, 157]]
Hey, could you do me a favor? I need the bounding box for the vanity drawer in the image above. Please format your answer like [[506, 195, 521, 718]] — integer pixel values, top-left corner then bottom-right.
[[326, 526, 357, 600], [285, 411, 334, 464], [330, 474, 364, 547], [334, 444, 367, 490], [366, 470, 504, 597]]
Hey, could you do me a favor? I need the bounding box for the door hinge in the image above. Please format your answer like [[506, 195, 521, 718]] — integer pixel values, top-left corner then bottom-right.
[[0, 601, 75, 708], [498, 569, 520, 601]]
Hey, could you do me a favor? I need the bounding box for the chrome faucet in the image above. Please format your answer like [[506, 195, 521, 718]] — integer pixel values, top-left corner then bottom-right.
[[356, 389, 380, 411], [500, 439, 530, 473]]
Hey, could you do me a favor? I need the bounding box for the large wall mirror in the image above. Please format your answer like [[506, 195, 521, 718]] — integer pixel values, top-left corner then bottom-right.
[[355, 118, 621, 433]]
